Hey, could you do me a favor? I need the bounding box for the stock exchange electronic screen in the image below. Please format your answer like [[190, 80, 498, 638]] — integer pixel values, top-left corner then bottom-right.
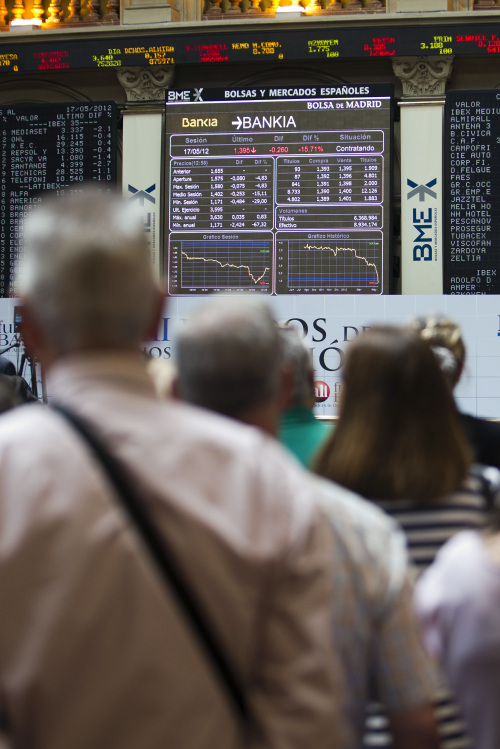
[[0, 101, 116, 296], [445, 90, 500, 294], [0, 23, 499, 73], [165, 85, 392, 295]]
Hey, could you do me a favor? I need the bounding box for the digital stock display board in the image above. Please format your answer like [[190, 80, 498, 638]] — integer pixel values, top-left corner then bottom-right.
[[444, 90, 500, 295], [0, 22, 498, 73], [0, 102, 116, 295], [165, 85, 392, 296]]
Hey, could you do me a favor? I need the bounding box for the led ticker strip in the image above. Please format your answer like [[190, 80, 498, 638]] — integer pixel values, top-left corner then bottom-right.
[[0, 22, 499, 73]]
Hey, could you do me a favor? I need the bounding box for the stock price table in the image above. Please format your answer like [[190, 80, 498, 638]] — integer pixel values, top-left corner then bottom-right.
[[445, 90, 500, 294], [166, 85, 392, 295], [0, 102, 116, 296]]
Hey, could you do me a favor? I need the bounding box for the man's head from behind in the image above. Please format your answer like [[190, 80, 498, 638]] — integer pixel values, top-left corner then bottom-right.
[[175, 297, 285, 434], [14, 188, 161, 365], [280, 326, 316, 411]]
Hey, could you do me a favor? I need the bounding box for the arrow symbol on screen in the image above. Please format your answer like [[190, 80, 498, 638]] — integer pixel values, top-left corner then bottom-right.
[[232, 116, 242, 129]]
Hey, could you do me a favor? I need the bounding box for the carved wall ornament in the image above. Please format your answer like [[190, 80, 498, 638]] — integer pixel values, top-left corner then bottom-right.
[[392, 56, 454, 98], [117, 67, 174, 102]]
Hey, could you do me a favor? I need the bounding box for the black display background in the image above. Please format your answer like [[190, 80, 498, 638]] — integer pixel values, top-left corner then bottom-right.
[[0, 101, 116, 296], [444, 90, 500, 294], [166, 85, 392, 296], [0, 22, 497, 73]]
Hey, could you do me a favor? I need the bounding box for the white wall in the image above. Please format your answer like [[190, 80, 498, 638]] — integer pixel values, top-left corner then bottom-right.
[[149, 294, 500, 418]]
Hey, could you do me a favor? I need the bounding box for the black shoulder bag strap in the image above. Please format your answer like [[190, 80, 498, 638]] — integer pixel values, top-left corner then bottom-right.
[[52, 403, 248, 726]]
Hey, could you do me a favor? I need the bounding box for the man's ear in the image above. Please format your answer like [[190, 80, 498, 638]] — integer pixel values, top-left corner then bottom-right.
[[306, 368, 316, 410], [18, 303, 55, 371], [279, 366, 293, 411], [19, 304, 40, 360]]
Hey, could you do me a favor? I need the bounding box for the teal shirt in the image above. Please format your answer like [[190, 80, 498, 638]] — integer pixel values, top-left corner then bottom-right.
[[278, 406, 333, 469]]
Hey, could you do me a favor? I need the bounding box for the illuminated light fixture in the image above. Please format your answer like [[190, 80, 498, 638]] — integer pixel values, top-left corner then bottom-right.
[[10, 18, 43, 31], [274, 2, 305, 15]]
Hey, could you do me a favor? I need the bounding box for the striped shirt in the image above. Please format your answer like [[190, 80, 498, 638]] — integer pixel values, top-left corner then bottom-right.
[[377, 474, 491, 574], [365, 471, 497, 749]]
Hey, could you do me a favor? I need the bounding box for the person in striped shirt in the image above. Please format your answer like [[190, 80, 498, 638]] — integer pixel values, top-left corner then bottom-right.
[[314, 324, 498, 749]]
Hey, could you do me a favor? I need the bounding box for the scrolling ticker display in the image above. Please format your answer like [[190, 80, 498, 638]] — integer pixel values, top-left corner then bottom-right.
[[0, 23, 498, 72], [444, 90, 500, 295], [0, 101, 116, 296], [165, 85, 392, 296]]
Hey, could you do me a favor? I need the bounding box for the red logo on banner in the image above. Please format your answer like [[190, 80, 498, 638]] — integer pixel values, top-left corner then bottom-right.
[[314, 380, 330, 403]]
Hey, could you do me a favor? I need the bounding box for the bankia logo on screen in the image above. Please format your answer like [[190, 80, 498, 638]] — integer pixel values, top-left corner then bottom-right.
[[314, 381, 330, 403]]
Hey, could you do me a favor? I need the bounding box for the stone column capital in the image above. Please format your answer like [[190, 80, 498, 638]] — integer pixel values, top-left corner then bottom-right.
[[117, 66, 175, 103], [392, 56, 454, 98]]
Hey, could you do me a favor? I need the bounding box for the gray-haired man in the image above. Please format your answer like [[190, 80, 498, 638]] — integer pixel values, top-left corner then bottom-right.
[[0, 190, 342, 749]]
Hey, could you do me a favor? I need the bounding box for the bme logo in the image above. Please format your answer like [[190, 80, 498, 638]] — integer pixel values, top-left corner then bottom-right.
[[407, 178, 437, 202], [407, 178, 437, 262], [128, 184, 156, 205], [167, 88, 204, 102]]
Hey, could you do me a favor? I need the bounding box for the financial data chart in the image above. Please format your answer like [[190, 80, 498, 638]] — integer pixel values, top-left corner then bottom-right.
[[170, 236, 272, 292], [166, 86, 392, 295], [276, 233, 381, 293]]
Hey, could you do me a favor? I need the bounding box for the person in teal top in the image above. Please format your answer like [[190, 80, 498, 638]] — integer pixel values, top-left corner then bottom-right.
[[278, 327, 334, 469]]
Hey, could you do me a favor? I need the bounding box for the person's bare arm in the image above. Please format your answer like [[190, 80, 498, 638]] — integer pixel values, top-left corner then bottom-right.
[[388, 703, 440, 749], [367, 533, 442, 749]]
